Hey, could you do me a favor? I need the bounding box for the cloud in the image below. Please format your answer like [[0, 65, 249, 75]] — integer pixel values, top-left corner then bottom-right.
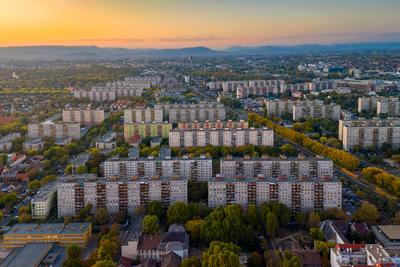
[[155, 36, 228, 43], [79, 38, 144, 43]]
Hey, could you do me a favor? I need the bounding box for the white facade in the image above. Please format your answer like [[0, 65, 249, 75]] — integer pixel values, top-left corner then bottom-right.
[[266, 100, 295, 117], [28, 122, 81, 140], [169, 128, 274, 147], [62, 109, 104, 124], [124, 108, 164, 123], [160, 103, 226, 123], [292, 100, 341, 121], [31, 183, 57, 219]]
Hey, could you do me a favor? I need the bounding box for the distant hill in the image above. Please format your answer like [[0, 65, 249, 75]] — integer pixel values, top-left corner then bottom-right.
[[0, 42, 400, 60]]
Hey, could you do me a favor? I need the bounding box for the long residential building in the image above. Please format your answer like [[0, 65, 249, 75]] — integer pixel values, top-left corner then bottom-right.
[[57, 175, 187, 217], [28, 122, 80, 140], [221, 80, 285, 93], [103, 155, 212, 181], [236, 85, 279, 98], [219, 155, 333, 178], [62, 108, 104, 124], [376, 97, 400, 116], [124, 122, 172, 142], [265, 100, 295, 117], [339, 119, 400, 150], [124, 107, 164, 123], [168, 127, 274, 147], [292, 100, 341, 121], [208, 175, 341, 211], [3, 222, 92, 249], [177, 120, 248, 129], [160, 103, 226, 123]]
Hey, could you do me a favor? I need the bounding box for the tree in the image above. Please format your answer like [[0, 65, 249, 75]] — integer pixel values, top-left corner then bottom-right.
[[142, 215, 160, 235], [280, 144, 297, 156], [40, 174, 57, 186], [309, 227, 324, 241], [0, 192, 18, 209], [94, 208, 109, 225], [147, 201, 165, 221], [64, 164, 73, 174], [353, 203, 379, 224], [63, 244, 83, 267], [246, 204, 259, 230], [306, 212, 321, 229], [92, 260, 117, 267], [202, 241, 240, 267], [281, 250, 301, 267], [180, 256, 201, 267], [0, 211, 3, 221], [265, 212, 279, 238], [185, 219, 203, 244], [247, 252, 263, 267], [167, 201, 190, 225], [28, 179, 41, 191], [295, 212, 306, 227], [76, 165, 88, 174]]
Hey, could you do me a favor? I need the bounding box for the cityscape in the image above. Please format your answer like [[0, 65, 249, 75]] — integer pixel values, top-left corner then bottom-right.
[[1, 1, 400, 267]]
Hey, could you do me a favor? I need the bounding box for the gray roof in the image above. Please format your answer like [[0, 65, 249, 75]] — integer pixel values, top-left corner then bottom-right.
[[5, 222, 91, 236], [0, 243, 52, 267]]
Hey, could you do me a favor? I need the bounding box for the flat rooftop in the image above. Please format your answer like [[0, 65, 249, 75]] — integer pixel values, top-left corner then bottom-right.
[[31, 182, 56, 202], [0, 243, 53, 267], [5, 222, 91, 236], [375, 225, 400, 240], [341, 119, 400, 127], [210, 175, 337, 183]]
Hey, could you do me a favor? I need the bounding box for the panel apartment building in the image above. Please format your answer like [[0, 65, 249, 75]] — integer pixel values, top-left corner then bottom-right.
[[124, 107, 164, 123], [376, 97, 400, 116], [265, 100, 296, 117], [236, 85, 279, 98], [208, 175, 341, 211], [30, 182, 57, 220], [292, 100, 341, 121], [177, 120, 249, 130], [358, 96, 379, 113], [160, 103, 226, 123], [124, 122, 172, 142], [57, 175, 187, 217], [62, 108, 105, 124], [339, 119, 400, 151], [168, 127, 274, 147], [103, 155, 212, 181], [28, 122, 81, 140], [221, 80, 285, 93]]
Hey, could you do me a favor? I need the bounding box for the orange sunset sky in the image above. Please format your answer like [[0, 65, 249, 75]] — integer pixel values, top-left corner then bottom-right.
[[1, 0, 400, 49]]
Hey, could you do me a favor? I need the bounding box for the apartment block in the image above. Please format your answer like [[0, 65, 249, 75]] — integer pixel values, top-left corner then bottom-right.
[[236, 85, 279, 98], [57, 176, 187, 217], [208, 175, 341, 211], [124, 107, 164, 123], [220, 155, 333, 179], [62, 108, 104, 124], [30, 182, 56, 220], [177, 120, 248, 130], [23, 138, 45, 151], [305, 80, 337, 91], [28, 122, 80, 140], [161, 103, 226, 123], [336, 80, 375, 92], [221, 80, 285, 93], [3, 222, 92, 249], [358, 96, 379, 113], [124, 122, 172, 142], [339, 119, 400, 151], [265, 100, 295, 117], [168, 127, 274, 147], [0, 133, 21, 152], [103, 155, 212, 181], [292, 100, 341, 121], [376, 97, 400, 116]]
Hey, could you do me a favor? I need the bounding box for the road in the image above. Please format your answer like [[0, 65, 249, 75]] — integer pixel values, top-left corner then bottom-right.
[[275, 132, 398, 202]]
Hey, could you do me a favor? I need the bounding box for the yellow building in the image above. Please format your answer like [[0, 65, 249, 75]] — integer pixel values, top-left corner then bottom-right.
[[124, 122, 172, 142], [3, 222, 92, 249]]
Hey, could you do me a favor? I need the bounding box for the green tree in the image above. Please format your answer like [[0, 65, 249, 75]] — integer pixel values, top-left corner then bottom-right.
[[142, 215, 160, 235], [309, 227, 324, 241], [28, 179, 41, 191], [0, 192, 18, 209], [202, 241, 240, 267], [180, 256, 201, 267], [63, 244, 83, 267], [246, 204, 259, 230], [167, 201, 190, 225], [94, 208, 109, 225], [265, 212, 279, 238], [353, 203, 379, 224], [185, 219, 203, 244], [306, 212, 321, 229], [40, 174, 57, 186], [92, 260, 117, 267], [295, 212, 306, 227], [147, 201, 165, 221]]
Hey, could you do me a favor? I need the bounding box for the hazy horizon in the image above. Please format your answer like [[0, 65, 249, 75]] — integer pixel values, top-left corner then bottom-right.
[[1, 0, 400, 49]]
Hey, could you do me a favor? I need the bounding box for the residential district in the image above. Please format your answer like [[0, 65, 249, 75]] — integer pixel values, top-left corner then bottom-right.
[[1, 52, 400, 267]]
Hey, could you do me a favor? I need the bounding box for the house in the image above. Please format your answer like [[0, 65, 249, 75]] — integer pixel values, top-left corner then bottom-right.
[[320, 220, 349, 244], [292, 250, 322, 267]]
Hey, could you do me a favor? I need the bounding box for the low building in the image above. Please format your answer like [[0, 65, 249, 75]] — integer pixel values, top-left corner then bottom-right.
[[95, 132, 117, 150], [54, 137, 72, 146], [0, 133, 21, 152], [3, 222, 92, 249], [121, 224, 189, 262], [31, 182, 57, 220], [372, 225, 400, 249], [320, 220, 349, 244], [23, 139, 45, 151]]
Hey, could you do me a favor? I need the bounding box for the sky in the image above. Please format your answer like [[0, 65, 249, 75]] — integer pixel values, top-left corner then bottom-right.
[[1, 0, 400, 49]]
